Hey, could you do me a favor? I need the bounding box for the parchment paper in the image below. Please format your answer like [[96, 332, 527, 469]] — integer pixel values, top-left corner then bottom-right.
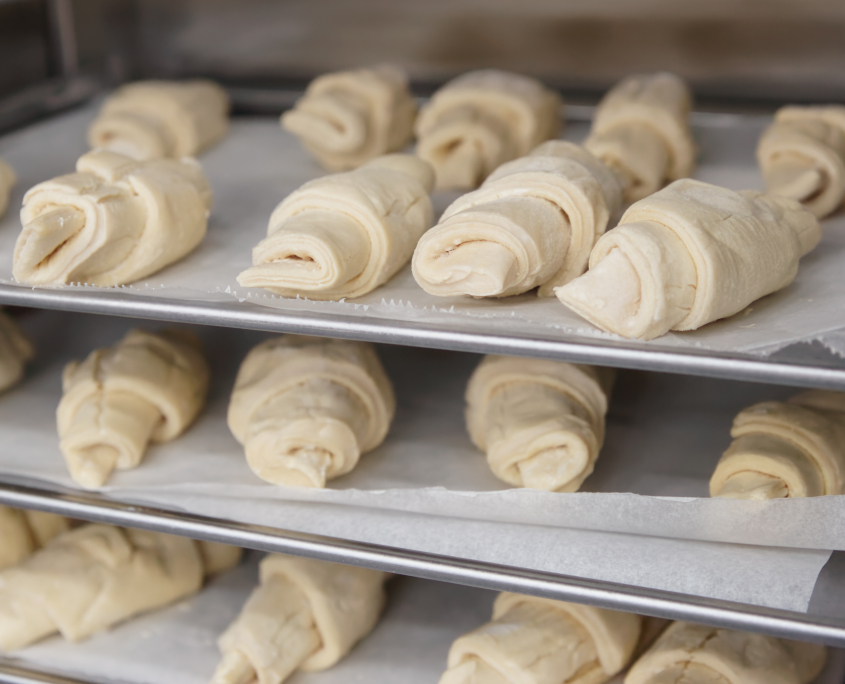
[[7, 555, 845, 684], [0, 310, 837, 613], [1, 103, 845, 357]]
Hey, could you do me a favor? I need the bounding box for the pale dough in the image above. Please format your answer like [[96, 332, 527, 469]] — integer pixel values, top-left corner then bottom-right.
[[237, 154, 434, 300], [57, 328, 209, 489], [212, 554, 389, 684], [0, 506, 69, 570], [625, 621, 826, 684], [556, 179, 821, 340], [0, 157, 15, 219], [14, 149, 212, 287], [412, 140, 622, 298], [439, 592, 641, 684], [757, 106, 845, 219], [282, 66, 417, 171], [228, 335, 395, 488], [465, 355, 613, 492], [416, 70, 563, 190], [0, 310, 34, 394], [87, 80, 230, 161], [710, 389, 845, 500], [584, 73, 695, 203]]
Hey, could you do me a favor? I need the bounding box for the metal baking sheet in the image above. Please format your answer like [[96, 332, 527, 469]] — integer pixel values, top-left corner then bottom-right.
[[1, 102, 845, 390]]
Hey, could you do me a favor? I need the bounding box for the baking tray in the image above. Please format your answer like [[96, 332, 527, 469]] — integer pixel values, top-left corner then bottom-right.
[[1, 101, 845, 390]]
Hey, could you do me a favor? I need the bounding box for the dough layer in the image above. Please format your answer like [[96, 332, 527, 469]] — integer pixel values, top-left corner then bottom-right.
[[228, 335, 395, 488], [625, 621, 826, 684], [757, 106, 845, 218], [238, 154, 434, 300], [466, 356, 613, 492], [14, 150, 212, 286], [282, 66, 417, 171], [584, 72, 695, 203], [0, 158, 16, 219], [416, 70, 563, 190], [556, 179, 821, 340], [412, 141, 623, 298], [0, 310, 34, 394], [439, 592, 641, 684], [212, 554, 389, 684], [0, 507, 69, 570], [87, 80, 230, 160], [57, 329, 210, 488]]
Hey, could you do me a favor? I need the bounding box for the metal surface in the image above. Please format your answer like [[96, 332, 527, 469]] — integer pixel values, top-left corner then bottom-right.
[[0, 663, 88, 684], [0, 479, 843, 648]]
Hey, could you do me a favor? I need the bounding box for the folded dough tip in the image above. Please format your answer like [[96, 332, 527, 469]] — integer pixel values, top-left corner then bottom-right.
[[713, 471, 789, 500], [363, 154, 435, 193], [66, 444, 119, 490], [211, 650, 257, 684], [764, 156, 825, 203], [425, 239, 519, 297], [516, 445, 590, 492], [428, 138, 487, 190], [282, 98, 366, 154], [14, 207, 86, 284]]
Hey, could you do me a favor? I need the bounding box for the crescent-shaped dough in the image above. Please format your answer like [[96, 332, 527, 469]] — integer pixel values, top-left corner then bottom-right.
[[439, 592, 641, 684], [625, 621, 826, 684], [237, 154, 433, 300], [14, 149, 212, 287], [0, 310, 34, 394], [710, 390, 845, 500], [584, 73, 695, 204], [0, 524, 208, 651], [282, 66, 417, 171], [57, 328, 210, 489], [466, 356, 613, 492], [556, 179, 821, 340], [757, 106, 845, 219], [228, 335, 395, 488], [87, 80, 230, 161], [416, 70, 563, 190], [212, 554, 389, 684], [0, 507, 69, 570], [0, 158, 16, 219], [412, 141, 623, 298]]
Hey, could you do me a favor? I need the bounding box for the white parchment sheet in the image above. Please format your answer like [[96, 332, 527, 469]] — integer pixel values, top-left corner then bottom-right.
[[2, 103, 845, 357], [0, 310, 838, 613], [7, 555, 845, 684]]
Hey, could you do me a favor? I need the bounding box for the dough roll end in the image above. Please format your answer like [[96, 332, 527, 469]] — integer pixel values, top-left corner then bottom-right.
[[13, 207, 87, 286]]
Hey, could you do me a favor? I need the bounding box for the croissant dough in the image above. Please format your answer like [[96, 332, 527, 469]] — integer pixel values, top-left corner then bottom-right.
[[228, 335, 394, 488], [0, 507, 69, 570], [439, 592, 641, 684], [87, 80, 230, 161], [413, 141, 622, 298], [0, 310, 34, 394], [584, 73, 695, 203], [57, 328, 210, 489], [282, 66, 417, 171], [556, 179, 821, 340], [710, 389, 845, 500], [625, 621, 826, 684], [0, 157, 15, 219], [14, 149, 212, 287], [466, 356, 613, 492], [416, 70, 563, 190], [212, 554, 389, 684], [757, 106, 845, 219], [238, 154, 433, 300]]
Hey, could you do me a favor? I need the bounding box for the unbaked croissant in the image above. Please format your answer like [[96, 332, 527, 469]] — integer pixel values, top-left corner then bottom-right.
[[212, 554, 389, 684], [228, 335, 394, 488], [556, 179, 821, 340], [282, 66, 417, 171], [757, 106, 845, 218], [87, 80, 230, 161], [0, 523, 240, 651], [416, 70, 563, 190], [584, 72, 695, 204], [0, 310, 34, 394], [625, 621, 826, 684], [412, 141, 622, 298], [237, 154, 433, 300], [466, 356, 613, 492], [0, 157, 15, 219], [711, 389, 845, 500], [14, 149, 212, 287], [57, 328, 210, 489], [0, 506, 69, 570], [439, 592, 642, 684]]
